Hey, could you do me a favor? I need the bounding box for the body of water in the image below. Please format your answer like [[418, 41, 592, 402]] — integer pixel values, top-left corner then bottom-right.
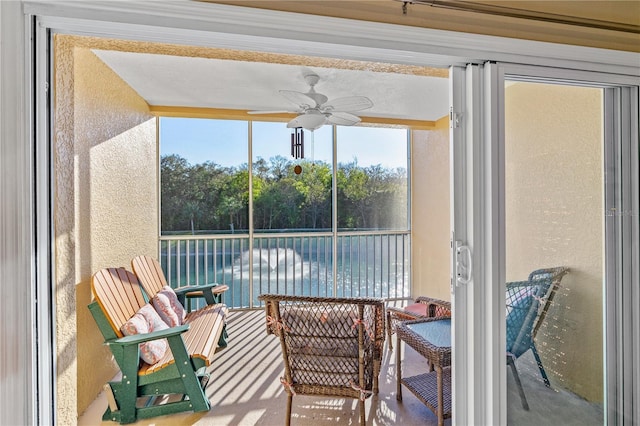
[[160, 233, 410, 308]]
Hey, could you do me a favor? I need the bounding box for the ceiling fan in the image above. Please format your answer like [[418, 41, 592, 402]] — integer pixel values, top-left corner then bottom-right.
[[248, 70, 374, 131]]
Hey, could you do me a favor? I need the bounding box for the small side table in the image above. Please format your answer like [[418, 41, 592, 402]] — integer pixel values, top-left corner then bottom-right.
[[396, 317, 452, 426], [386, 296, 451, 351]]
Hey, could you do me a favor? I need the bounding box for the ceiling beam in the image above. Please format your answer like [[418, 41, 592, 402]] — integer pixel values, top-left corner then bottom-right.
[[149, 106, 440, 130]]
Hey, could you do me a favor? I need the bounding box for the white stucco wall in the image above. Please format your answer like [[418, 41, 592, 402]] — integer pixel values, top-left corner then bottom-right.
[[411, 118, 451, 302], [54, 35, 158, 421]]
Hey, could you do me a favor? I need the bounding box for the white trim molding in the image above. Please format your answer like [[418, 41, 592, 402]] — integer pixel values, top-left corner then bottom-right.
[[24, 0, 640, 75], [0, 2, 37, 425], [604, 85, 640, 425]]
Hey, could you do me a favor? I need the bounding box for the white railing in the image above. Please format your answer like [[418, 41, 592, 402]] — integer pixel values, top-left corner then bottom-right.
[[159, 231, 410, 309]]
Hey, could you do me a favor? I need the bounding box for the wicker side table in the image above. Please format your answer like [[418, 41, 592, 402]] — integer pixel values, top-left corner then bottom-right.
[[396, 317, 452, 426], [387, 296, 451, 350]]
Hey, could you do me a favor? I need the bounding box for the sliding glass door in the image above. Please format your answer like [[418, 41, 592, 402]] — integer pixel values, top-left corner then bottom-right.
[[471, 64, 639, 425], [503, 80, 605, 424]]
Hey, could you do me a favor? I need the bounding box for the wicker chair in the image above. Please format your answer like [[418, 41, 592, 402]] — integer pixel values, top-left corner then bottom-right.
[[506, 266, 569, 410], [386, 296, 451, 350], [258, 294, 386, 426]]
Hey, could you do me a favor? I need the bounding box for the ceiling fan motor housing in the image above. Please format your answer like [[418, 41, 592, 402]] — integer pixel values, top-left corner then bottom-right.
[[303, 71, 320, 87], [306, 92, 328, 107]]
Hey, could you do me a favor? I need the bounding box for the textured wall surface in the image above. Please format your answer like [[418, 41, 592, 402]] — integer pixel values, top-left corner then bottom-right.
[[410, 118, 451, 302], [54, 35, 157, 422], [505, 82, 603, 402]]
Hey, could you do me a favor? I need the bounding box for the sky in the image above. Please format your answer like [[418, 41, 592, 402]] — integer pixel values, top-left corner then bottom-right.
[[159, 117, 409, 169]]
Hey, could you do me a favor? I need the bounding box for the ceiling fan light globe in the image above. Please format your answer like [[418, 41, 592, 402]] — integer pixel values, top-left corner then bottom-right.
[[289, 112, 327, 131]]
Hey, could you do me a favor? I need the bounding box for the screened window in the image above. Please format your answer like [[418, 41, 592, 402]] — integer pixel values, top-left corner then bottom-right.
[[159, 118, 249, 234], [160, 118, 409, 234], [159, 118, 411, 306], [336, 126, 409, 230], [252, 122, 333, 232]]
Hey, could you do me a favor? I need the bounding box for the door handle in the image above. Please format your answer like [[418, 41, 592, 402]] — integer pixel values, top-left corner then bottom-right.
[[455, 241, 473, 286]]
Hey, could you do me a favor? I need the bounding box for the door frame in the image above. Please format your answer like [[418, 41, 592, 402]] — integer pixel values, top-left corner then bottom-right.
[[478, 62, 640, 425], [450, 62, 507, 425], [3, 1, 638, 424], [603, 84, 639, 425]]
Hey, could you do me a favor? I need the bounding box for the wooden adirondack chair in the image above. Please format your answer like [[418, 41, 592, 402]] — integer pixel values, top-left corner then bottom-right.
[[132, 254, 229, 313], [88, 267, 228, 424], [132, 255, 229, 346]]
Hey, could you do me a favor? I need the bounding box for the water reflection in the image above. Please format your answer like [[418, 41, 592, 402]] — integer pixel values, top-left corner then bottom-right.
[[221, 248, 319, 307], [161, 233, 410, 309], [219, 246, 408, 308], [237, 248, 309, 276]]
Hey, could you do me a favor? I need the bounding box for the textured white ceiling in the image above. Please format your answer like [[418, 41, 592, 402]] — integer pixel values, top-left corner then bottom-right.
[[92, 49, 449, 122]]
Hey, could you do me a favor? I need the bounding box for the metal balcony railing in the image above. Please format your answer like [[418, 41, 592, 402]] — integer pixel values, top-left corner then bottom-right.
[[159, 231, 410, 309]]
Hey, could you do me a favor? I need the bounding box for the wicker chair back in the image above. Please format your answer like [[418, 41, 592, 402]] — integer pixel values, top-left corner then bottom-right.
[[258, 294, 385, 426]]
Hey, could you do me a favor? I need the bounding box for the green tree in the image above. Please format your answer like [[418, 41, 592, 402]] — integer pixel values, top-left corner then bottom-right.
[[161, 144, 408, 233], [160, 154, 192, 232], [293, 161, 332, 229], [337, 162, 371, 228]]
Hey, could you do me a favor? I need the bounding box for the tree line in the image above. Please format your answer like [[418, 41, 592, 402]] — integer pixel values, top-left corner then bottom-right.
[[161, 154, 408, 234]]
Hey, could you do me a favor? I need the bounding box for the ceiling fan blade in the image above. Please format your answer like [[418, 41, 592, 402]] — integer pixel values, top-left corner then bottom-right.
[[279, 90, 317, 108], [326, 112, 361, 126], [322, 96, 373, 112], [247, 110, 296, 115]]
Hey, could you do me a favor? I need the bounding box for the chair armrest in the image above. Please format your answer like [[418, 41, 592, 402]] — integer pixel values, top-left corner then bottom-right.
[[109, 324, 190, 347], [175, 283, 229, 307], [175, 283, 228, 295]]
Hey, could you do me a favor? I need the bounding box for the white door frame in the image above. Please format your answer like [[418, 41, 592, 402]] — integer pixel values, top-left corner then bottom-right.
[[481, 62, 640, 425], [3, 1, 638, 425], [603, 84, 640, 425], [450, 62, 506, 426]]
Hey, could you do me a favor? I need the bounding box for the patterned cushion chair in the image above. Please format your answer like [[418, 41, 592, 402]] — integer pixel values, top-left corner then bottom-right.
[[259, 294, 385, 426]]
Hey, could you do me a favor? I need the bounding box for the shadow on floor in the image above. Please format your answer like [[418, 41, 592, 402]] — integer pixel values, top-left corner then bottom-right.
[[506, 350, 603, 425], [79, 308, 601, 425]]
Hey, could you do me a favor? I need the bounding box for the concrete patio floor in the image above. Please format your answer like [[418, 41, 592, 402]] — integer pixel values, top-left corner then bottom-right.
[[79, 307, 602, 426]]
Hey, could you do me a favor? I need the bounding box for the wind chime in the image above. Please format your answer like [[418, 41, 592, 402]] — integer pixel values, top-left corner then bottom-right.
[[291, 127, 304, 174], [291, 127, 304, 159]]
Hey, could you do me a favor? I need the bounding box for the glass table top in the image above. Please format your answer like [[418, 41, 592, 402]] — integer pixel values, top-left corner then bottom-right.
[[406, 318, 451, 348]]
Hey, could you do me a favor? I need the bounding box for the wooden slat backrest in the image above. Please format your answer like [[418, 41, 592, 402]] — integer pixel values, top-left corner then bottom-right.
[[131, 255, 168, 299], [91, 267, 147, 337]]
